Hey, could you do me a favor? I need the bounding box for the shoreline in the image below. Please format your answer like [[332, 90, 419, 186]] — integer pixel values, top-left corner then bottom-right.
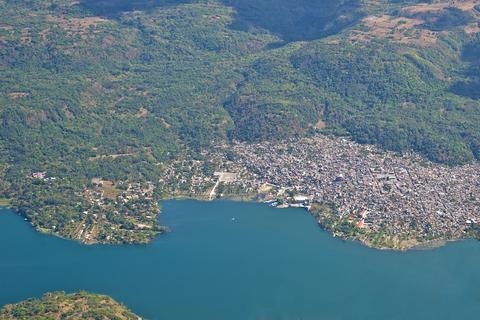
[[0, 199, 11, 208], [1, 197, 475, 251], [139, 196, 480, 252]]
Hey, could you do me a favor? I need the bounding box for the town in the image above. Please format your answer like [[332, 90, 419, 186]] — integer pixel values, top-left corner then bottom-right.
[[161, 135, 480, 249], [28, 134, 480, 249]]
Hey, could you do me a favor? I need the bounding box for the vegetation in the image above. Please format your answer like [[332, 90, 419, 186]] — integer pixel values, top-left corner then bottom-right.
[[1, 0, 479, 243], [291, 38, 480, 164], [0, 291, 140, 320], [310, 202, 426, 250], [81, 0, 363, 42]]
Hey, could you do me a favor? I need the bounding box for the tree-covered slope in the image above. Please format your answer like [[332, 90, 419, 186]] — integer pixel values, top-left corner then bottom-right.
[[80, 0, 363, 42], [1, 0, 480, 243], [291, 39, 480, 164], [0, 292, 140, 320]]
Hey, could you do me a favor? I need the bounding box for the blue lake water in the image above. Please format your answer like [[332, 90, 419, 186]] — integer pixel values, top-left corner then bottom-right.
[[1, 200, 480, 319]]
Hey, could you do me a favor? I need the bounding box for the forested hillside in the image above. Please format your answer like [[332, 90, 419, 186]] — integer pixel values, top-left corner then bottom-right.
[[0, 291, 140, 319], [1, 0, 479, 242]]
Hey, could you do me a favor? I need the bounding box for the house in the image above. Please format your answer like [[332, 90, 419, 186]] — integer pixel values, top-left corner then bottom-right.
[[293, 195, 308, 202], [32, 172, 47, 179]]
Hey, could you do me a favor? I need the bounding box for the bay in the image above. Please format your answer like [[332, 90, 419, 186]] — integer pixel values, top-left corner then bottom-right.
[[1, 200, 480, 319]]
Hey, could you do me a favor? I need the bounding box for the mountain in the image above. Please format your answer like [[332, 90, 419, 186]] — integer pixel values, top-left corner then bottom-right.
[[1, 0, 479, 242]]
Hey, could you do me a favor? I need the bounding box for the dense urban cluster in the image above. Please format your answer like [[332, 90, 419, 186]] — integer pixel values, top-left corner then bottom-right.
[[235, 137, 480, 248], [162, 135, 480, 249]]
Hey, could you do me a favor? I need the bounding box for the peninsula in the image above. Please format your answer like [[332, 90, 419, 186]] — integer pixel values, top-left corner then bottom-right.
[[0, 292, 141, 320]]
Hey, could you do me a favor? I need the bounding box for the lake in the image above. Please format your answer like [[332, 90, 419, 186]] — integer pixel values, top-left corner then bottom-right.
[[1, 200, 480, 319]]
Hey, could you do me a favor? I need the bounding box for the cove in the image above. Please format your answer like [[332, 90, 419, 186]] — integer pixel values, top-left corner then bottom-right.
[[1, 200, 480, 320]]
